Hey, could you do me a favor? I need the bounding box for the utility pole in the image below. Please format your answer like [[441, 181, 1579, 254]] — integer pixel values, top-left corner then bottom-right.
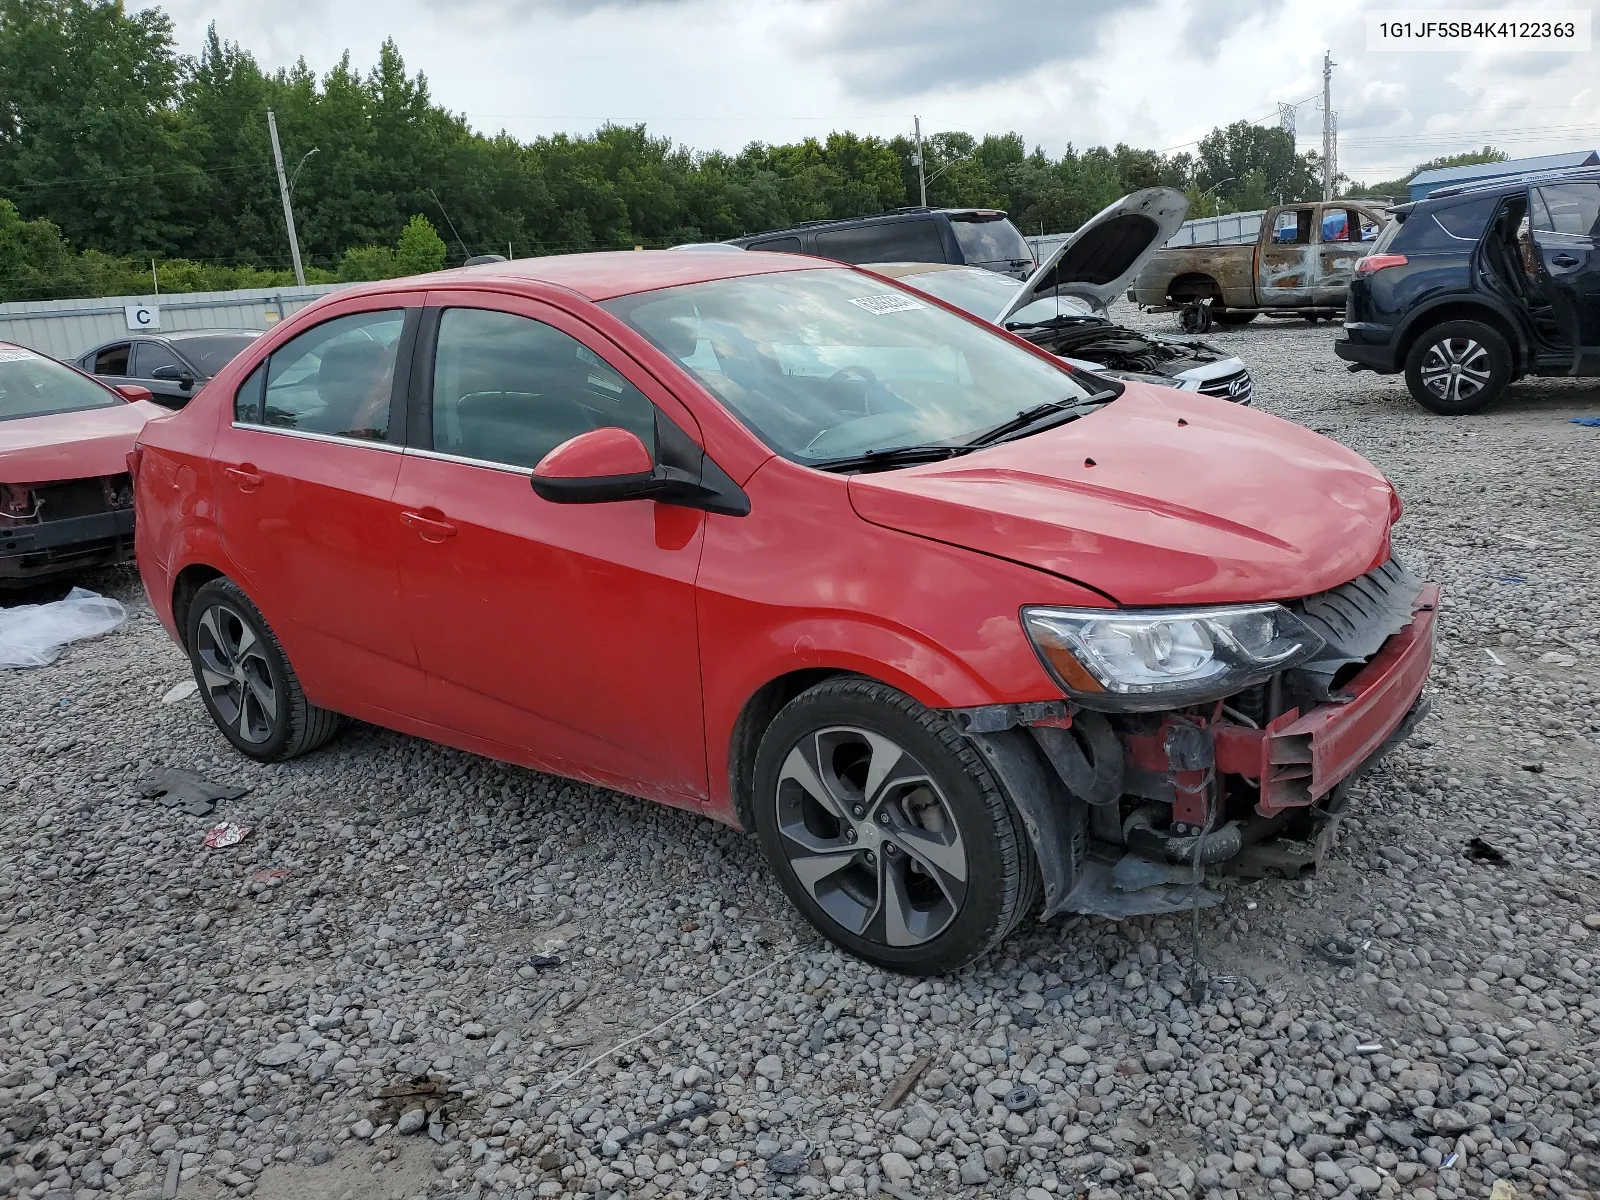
[[267, 110, 307, 287], [914, 115, 926, 207], [1321, 52, 1335, 201]]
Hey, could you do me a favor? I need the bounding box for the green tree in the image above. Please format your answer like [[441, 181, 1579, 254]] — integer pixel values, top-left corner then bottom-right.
[[394, 213, 446, 274]]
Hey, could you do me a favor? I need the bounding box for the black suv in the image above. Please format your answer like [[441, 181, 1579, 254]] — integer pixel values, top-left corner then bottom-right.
[[1336, 167, 1600, 413], [728, 208, 1036, 280]]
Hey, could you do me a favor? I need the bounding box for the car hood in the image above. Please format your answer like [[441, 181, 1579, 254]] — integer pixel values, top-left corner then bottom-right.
[[0, 401, 162, 483], [847, 386, 1395, 606], [998, 187, 1189, 323]]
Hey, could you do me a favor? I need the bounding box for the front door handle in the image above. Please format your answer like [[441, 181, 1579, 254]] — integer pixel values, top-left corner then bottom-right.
[[225, 465, 264, 491], [1550, 253, 1579, 268], [401, 510, 458, 542]]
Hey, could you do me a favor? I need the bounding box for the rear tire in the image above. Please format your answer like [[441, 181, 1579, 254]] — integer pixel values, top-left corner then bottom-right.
[[1213, 311, 1259, 326], [1403, 320, 1511, 414], [751, 678, 1036, 975], [186, 578, 342, 762]]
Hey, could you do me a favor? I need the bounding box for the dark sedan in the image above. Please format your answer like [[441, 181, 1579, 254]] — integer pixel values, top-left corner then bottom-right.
[[77, 330, 262, 410]]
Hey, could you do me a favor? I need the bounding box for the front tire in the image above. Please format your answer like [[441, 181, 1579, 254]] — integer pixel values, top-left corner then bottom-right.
[[751, 678, 1037, 974], [186, 578, 342, 762], [1403, 320, 1511, 414]]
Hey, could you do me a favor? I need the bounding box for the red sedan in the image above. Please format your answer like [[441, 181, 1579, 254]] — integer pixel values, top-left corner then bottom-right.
[[2, 341, 162, 586], [131, 252, 1437, 973]]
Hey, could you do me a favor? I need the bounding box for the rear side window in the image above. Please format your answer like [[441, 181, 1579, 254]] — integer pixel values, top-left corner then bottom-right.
[[748, 236, 802, 253], [234, 310, 405, 441], [93, 344, 130, 375], [1434, 195, 1500, 240], [1392, 194, 1499, 252], [949, 216, 1031, 266], [813, 220, 947, 264], [430, 308, 657, 470]]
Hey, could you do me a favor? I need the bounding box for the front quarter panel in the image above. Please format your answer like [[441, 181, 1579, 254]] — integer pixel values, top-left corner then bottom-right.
[[698, 456, 1111, 817]]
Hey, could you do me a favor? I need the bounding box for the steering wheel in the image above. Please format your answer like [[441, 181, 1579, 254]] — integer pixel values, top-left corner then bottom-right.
[[827, 364, 881, 414]]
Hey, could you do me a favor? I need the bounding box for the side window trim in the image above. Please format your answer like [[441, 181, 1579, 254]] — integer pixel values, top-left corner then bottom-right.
[[230, 306, 419, 447]]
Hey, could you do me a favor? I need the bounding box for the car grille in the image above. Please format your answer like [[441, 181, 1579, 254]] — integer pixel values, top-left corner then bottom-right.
[[1289, 558, 1424, 700], [1197, 368, 1252, 405]]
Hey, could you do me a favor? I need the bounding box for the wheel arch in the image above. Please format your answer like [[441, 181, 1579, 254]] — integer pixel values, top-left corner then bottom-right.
[[726, 667, 851, 831], [171, 563, 226, 650], [1396, 299, 1526, 375], [1167, 272, 1223, 303]]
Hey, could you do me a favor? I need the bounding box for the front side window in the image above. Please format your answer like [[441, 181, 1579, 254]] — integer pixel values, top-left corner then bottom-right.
[[134, 342, 186, 377], [604, 267, 1100, 463], [430, 308, 657, 470], [0, 347, 121, 421], [234, 310, 404, 441], [1531, 183, 1600, 239]]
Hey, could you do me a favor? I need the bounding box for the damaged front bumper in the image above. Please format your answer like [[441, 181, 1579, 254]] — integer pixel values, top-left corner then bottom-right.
[[959, 582, 1439, 920]]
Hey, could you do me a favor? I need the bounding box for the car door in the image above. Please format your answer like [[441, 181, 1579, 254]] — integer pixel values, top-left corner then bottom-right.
[[1529, 181, 1600, 372], [1258, 206, 1317, 305], [393, 292, 708, 804], [1313, 206, 1371, 304], [213, 299, 428, 717], [131, 340, 195, 408]]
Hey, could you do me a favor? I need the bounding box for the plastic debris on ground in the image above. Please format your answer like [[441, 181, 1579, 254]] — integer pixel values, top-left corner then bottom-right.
[[1570, 416, 1600, 427], [0, 587, 126, 668], [139, 768, 248, 817], [204, 822, 253, 849], [161, 679, 199, 703], [249, 867, 295, 885]]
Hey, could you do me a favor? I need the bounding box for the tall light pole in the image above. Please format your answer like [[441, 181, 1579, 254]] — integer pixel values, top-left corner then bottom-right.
[[913, 115, 926, 206], [1198, 176, 1234, 218], [1322, 52, 1336, 201], [267, 110, 307, 287]]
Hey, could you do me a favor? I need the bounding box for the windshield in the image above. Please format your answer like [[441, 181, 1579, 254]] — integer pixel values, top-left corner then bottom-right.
[[949, 216, 1032, 266], [603, 267, 1101, 462], [177, 334, 259, 375], [0, 348, 121, 421]]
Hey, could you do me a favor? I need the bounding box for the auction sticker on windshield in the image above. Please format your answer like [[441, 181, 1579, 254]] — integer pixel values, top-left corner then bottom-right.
[[848, 294, 927, 315], [0, 349, 39, 362]]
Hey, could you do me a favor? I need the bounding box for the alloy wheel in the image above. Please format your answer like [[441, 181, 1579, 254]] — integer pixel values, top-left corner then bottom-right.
[[773, 726, 969, 947], [1419, 337, 1491, 406], [195, 603, 278, 744]]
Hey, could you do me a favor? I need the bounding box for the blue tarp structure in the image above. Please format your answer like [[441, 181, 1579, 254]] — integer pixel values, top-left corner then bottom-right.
[[1409, 151, 1600, 201]]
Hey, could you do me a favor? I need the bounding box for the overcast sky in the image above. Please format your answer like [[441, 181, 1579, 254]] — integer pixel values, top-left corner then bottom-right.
[[156, 0, 1599, 184]]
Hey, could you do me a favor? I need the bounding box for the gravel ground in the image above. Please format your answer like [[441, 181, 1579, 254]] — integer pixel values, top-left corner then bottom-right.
[[3, 313, 1599, 1200]]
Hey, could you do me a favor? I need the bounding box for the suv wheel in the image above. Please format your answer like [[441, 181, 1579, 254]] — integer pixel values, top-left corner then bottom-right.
[[752, 678, 1037, 974], [186, 578, 342, 761], [1404, 320, 1511, 414]]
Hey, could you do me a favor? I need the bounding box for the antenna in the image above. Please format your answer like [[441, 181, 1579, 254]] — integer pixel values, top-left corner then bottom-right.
[[427, 188, 472, 261]]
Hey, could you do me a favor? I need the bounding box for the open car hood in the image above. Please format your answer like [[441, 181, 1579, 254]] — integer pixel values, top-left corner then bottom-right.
[[847, 385, 1395, 606], [997, 187, 1189, 324]]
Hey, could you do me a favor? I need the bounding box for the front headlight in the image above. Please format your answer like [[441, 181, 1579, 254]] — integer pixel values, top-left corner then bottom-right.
[[1098, 369, 1179, 389], [1021, 603, 1325, 712]]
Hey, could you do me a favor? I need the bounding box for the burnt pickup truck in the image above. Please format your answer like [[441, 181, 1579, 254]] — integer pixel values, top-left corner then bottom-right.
[[1129, 200, 1390, 331]]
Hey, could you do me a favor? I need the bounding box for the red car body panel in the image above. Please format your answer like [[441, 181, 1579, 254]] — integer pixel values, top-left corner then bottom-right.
[[132, 252, 1429, 840], [1, 394, 163, 482], [848, 388, 1395, 606]]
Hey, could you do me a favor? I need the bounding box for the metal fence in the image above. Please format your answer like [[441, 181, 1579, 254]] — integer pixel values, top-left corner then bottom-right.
[[0, 284, 345, 362]]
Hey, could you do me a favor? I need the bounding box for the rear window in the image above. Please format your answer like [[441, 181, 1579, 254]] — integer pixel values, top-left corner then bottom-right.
[[0, 348, 121, 421], [813, 220, 947, 265], [949, 216, 1031, 267]]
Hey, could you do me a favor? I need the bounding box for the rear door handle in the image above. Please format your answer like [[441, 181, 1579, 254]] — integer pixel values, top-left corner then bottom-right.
[[1550, 253, 1579, 268], [401, 510, 458, 541], [225, 465, 264, 490]]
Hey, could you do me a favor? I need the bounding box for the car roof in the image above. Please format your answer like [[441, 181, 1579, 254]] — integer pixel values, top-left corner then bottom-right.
[[336, 249, 831, 303], [164, 329, 264, 340], [1423, 164, 1600, 200]]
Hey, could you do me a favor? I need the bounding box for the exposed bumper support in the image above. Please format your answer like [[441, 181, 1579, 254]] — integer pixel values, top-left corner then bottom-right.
[[0, 509, 135, 583]]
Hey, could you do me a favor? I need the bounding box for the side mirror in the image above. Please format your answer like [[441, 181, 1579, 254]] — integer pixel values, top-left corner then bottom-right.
[[114, 384, 154, 403], [150, 364, 196, 389], [531, 427, 676, 504]]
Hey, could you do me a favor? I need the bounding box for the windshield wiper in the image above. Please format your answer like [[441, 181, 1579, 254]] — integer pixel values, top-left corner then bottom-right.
[[965, 390, 1118, 447], [809, 443, 979, 474]]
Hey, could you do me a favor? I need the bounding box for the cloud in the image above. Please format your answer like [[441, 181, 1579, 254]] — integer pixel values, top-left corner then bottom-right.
[[802, 0, 1158, 99], [1179, 0, 1278, 62]]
